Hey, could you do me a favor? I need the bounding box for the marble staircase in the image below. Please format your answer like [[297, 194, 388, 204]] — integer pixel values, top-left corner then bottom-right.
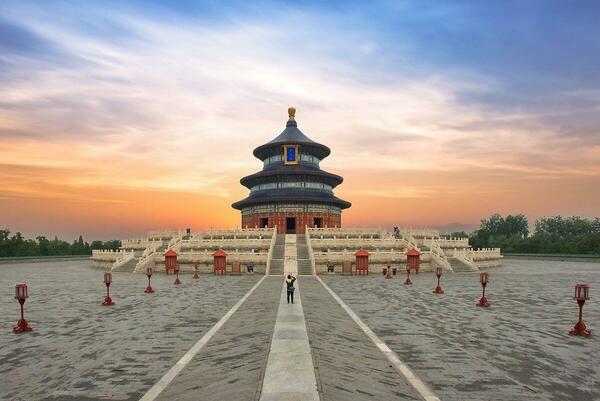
[[296, 234, 313, 275], [269, 234, 286, 275]]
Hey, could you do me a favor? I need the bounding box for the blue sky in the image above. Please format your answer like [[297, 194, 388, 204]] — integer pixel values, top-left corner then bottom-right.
[[0, 0, 599, 238], [3, 1, 599, 108]]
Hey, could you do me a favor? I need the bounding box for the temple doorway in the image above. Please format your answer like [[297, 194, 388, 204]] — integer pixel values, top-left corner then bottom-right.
[[260, 218, 269, 228], [286, 217, 296, 234], [313, 217, 323, 228]]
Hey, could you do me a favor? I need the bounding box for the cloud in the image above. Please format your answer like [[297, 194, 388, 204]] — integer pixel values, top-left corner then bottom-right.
[[0, 1, 599, 237]]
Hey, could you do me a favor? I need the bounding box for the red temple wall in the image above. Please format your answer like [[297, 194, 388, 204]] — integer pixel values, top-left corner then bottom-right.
[[242, 212, 341, 234]]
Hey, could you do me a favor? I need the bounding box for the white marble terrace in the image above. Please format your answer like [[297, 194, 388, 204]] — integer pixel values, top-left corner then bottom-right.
[[92, 228, 276, 274], [91, 227, 501, 274]]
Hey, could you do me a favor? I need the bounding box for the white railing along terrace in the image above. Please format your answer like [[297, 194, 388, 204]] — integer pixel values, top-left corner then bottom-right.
[[147, 229, 183, 239], [468, 248, 502, 259], [92, 249, 133, 261], [401, 228, 441, 238], [432, 238, 470, 247], [307, 227, 385, 236]]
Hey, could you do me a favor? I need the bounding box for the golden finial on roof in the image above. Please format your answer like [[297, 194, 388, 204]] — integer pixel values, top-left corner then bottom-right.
[[288, 106, 296, 121]]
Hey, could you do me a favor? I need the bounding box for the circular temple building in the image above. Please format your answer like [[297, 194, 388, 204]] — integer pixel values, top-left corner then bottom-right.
[[232, 107, 351, 234]]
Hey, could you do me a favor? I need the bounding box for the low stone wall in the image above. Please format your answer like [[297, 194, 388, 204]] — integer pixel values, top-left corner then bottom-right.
[[91, 250, 135, 270], [441, 246, 470, 256], [315, 252, 435, 274], [435, 238, 470, 247], [310, 238, 409, 251], [151, 253, 268, 274], [173, 261, 266, 274], [121, 240, 163, 252], [199, 228, 274, 240], [179, 242, 271, 252], [91, 250, 118, 269], [307, 228, 385, 240]]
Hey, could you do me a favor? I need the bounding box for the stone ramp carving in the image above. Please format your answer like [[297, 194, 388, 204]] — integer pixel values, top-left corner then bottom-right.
[[296, 234, 313, 275], [448, 256, 477, 272], [111, 254, 137, 272]]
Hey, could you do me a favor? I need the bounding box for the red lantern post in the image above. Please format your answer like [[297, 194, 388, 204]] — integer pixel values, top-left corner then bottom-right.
[[102, 272, 115, 306], [385, 263, 392, 279], [569, 283, 591, 337], [145, 267, 154, 293], [404, 264, 412, 285], [173, 263, 182, 285], [13, 283, 33, 333], [433, 267, 444, 294], [193, 262, 199, 279], [476, 272, 490, 307]]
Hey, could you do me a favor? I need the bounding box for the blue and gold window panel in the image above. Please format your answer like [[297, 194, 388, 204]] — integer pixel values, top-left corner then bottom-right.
[[283, 144, 299, 165]]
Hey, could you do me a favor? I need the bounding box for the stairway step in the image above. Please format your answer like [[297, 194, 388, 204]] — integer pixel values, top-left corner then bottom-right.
[[448, 257, 475, 272]]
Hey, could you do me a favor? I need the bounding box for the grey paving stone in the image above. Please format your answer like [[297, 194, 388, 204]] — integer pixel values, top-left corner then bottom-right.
[[2, 259, 598, 401], [300, 277, 422, 401], [154, 276, 282, 401], [0, 260, 261, 401], [321, 259, 600, 401]]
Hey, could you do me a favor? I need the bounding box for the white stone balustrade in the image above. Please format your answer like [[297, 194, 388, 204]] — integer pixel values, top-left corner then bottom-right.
[[468, 248, 502, 260], [432, 238, 470, 248], [87, 228, 277, 274], [91, 249, 130, 259], [402, 228, 441, 238], [307, 228, 501, 273]]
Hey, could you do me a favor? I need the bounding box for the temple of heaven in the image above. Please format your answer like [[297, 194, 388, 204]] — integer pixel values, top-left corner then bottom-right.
[[232, 107, 351, 234]]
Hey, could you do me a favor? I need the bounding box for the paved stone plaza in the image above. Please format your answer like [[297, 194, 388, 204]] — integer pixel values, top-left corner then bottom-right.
[[320, 259, 600, 401], [0, 260, 262, 401], [1, 259, 598, 401]]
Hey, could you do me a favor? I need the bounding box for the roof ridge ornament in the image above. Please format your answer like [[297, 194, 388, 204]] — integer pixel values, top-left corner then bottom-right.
[[288, 106, 296, 121]]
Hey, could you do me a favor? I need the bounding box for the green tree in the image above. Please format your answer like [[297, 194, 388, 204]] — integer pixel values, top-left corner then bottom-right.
[[470, 213, 529, 249], [70, 235, 88, 255], [446, 231, 469, 238], [36, 236, 50, 256], [0, 229, 121, 257], [533, 216, 600, 254], [0, 229, 10, 257], [103, 240, 121, 251], [534, 216, 599, 239]]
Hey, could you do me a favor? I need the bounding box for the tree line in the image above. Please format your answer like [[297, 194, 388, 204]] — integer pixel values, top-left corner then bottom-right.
[[447, 214, 600, 254], [0, 229, 121, 257], [3, 214, 599, 257]]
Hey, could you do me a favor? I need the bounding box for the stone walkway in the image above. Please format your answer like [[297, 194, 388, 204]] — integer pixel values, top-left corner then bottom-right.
[[260, 280, 319, 401], [284, 234, 298, 276]]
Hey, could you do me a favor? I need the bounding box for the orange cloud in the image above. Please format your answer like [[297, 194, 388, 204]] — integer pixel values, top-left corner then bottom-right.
[[1, 8, 599, 239]]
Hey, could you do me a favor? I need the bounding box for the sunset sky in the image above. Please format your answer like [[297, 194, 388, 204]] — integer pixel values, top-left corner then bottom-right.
[[1, 1, 599, 240]]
